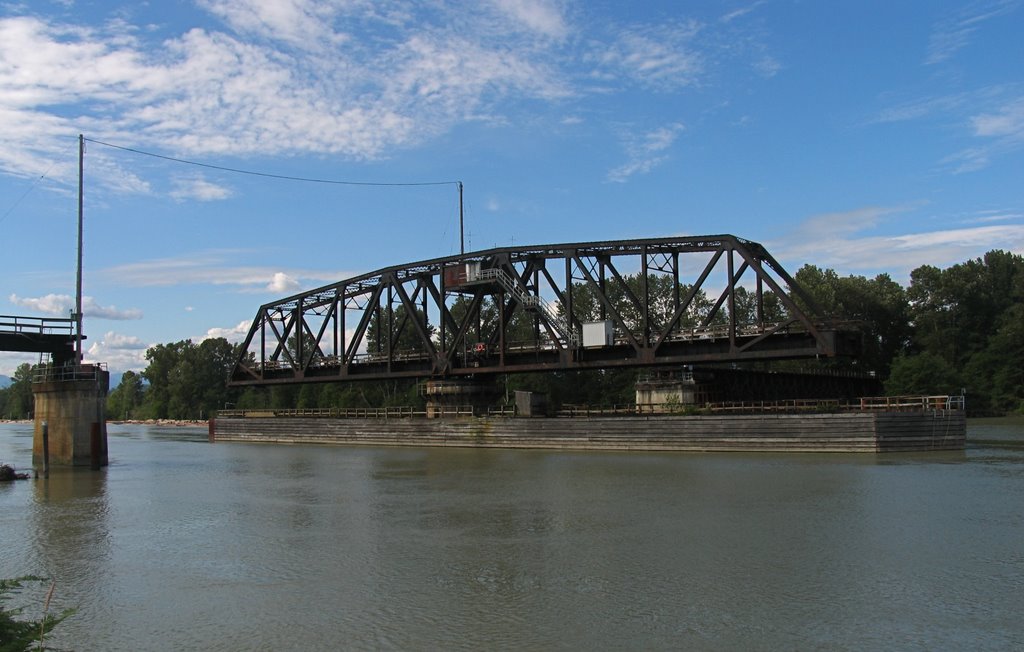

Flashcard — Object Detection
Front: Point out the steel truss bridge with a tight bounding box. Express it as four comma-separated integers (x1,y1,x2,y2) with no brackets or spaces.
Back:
229,235,862,386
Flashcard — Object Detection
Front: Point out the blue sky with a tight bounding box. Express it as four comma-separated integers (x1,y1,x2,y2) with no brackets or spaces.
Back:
1,0,1022,375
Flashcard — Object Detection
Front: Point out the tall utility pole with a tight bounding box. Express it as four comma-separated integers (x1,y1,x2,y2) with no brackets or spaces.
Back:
76,134,84,364
458,181,464,255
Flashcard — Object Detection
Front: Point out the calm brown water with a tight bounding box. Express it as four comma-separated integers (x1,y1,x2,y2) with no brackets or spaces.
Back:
2,420,1022,651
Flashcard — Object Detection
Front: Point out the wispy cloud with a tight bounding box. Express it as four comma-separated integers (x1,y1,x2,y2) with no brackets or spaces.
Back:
0,6,570,192
589,21,703,91
774,206,1024,279
925,0,1019,65
97,250,352,292
607,123,685,183
9,293,143,320
0,2,783,197
492,0,570,39
720,1,766,24
940,96,1024,172
873,87,1024,172
971,97,1024,138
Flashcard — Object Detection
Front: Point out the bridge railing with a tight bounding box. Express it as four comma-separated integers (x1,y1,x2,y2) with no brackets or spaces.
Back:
0,315,76,335
215,394,966,420
854,395,965,411
32,363,107,383
217,405,479,419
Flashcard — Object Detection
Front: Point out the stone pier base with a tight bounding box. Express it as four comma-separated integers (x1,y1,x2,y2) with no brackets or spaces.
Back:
32,366,109,467
422,378,497,417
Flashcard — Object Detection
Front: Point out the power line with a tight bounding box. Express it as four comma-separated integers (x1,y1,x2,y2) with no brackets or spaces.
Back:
0,164,55,226
83,137,459,188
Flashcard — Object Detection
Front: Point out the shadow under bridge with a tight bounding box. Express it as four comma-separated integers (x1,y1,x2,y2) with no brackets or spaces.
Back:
228,234,862,386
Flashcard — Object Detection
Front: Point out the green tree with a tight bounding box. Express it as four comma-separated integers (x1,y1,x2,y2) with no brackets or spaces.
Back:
1,364,34,420
141,338,240,419
794,266,911,377
885,352,961,397
107,370,145,420
367,304,435,356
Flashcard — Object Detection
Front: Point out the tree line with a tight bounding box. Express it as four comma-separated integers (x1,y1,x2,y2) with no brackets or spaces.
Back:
1,249,1020,419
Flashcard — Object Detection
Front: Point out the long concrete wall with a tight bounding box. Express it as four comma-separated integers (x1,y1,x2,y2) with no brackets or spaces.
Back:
211,410,966,453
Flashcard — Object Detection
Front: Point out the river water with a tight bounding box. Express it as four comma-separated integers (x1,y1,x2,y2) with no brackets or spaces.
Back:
1,420,1022,651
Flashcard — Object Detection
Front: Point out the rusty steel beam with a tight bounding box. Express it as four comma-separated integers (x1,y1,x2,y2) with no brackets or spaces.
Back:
229,235,860,386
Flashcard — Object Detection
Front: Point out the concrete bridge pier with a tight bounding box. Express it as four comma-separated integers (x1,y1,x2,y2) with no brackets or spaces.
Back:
32,365,109,468
423,378,497,417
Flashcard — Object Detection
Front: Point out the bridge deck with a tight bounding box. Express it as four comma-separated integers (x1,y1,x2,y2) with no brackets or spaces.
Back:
0,315,79,365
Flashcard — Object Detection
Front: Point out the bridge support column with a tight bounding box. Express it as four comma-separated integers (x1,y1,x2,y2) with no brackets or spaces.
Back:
423,379,497,417
635,370,703,413
32,365,109,468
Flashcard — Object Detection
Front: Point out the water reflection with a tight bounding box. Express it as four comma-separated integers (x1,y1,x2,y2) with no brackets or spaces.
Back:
0,422,1022,650
25,468,110,634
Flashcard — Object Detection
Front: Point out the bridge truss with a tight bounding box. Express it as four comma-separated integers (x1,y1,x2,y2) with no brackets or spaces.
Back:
229,235,861,386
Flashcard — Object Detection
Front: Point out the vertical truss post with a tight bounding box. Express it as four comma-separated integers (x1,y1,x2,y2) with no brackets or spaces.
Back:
564,251,573,336
641,244,650,348
672,251,680,315
294,298,304,377
727,248,737,351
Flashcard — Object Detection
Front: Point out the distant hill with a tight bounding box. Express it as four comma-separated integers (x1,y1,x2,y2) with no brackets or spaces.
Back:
0,375,11,389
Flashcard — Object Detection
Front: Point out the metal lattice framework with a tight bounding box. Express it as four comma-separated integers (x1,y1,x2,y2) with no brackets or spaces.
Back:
229,234,861,386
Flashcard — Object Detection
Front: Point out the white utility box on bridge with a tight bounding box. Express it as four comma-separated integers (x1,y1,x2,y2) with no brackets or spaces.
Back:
582,320,615,348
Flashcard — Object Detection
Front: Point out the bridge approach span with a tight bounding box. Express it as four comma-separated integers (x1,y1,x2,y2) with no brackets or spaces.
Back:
0,315,78,366
229,234,862,386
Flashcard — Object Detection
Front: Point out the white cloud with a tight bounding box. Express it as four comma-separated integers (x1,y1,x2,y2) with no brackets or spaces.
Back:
0,7,575,194
85,339,148,372
965,209,1024,224
971,98,1024,138
197,0,351,49
202,320,252,343
606,123,685,183
100,330,148,349
170,175,233,201
80,331,151,372
266,272,300,293
0,352,39,378
8,293,143,320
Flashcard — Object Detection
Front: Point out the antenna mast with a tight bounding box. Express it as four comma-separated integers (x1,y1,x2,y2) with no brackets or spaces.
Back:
458,181,464,255
76,134,84,364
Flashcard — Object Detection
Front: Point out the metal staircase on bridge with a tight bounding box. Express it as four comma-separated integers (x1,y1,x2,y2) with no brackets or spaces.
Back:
467,266,579,347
